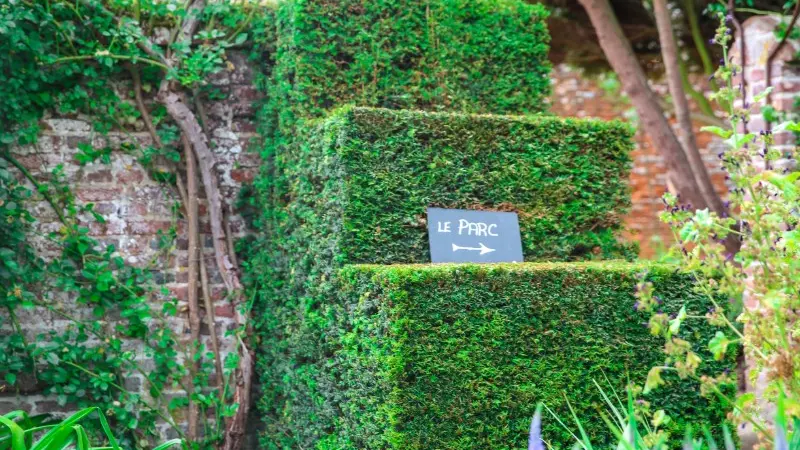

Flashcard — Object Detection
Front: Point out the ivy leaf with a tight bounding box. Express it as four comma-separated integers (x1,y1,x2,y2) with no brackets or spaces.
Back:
644,366,664,394
709,331,731,360
700,126,732,138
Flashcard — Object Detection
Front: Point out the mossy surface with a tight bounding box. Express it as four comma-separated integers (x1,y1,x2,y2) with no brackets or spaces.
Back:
331,262,735,449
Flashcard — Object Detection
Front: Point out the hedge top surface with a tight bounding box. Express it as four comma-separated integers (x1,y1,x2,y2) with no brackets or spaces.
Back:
311,106,636,262
344,259,669,275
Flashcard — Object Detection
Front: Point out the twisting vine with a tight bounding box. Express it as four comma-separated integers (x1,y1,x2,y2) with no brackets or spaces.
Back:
0,1,268,449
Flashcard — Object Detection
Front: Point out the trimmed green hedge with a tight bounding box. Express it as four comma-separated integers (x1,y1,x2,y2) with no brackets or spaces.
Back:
249,107,637,448
329,262,735,449
265,0,551,129
288,106,634,263
256,0,552,208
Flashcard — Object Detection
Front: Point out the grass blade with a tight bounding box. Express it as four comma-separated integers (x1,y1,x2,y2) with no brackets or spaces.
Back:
152,439,184,450
0,416,25,450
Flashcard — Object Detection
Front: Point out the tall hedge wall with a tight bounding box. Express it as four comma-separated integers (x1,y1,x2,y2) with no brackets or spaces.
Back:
330,262,735,450
265,0,551,131
249,107,637,449
257,0,554,223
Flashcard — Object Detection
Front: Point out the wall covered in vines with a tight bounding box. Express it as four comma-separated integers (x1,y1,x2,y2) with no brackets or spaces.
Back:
0,2,274,449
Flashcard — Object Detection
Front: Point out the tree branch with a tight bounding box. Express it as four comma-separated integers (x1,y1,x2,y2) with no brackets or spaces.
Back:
683,0,718,90
184,134,202,443
766,1,800,109
577,0,718,215
159,89,240,293
653,0,723,213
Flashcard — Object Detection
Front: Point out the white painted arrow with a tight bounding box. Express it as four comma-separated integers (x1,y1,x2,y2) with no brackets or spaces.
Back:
451,242,496,255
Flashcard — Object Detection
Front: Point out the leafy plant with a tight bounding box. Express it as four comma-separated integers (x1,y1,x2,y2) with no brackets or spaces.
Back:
0,0,265,448
0,408,182,450
635,9,800,444
529,387,800,450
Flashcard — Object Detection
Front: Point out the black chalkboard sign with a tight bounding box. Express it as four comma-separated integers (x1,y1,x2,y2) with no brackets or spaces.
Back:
427,207,524,263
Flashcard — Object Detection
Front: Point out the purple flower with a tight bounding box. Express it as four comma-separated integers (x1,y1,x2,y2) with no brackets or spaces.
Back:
528,407,545,450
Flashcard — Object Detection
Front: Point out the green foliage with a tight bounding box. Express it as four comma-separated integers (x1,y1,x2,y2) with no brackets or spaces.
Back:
324,262,734,449
252,0,553,236
530,383,740,450
0,408,182,450
285,106,633,264
0,0,266,447
248,106,636,448
263,0,550,127
636,13,800,437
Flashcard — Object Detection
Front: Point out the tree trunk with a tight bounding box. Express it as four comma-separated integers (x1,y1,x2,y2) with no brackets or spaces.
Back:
576,0,718,214
159,86,251,450
652,0,725,215
160,89,241,293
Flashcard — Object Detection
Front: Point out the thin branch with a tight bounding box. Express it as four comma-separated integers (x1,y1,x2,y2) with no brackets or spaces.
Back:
728,0,748,108
683,0,718,90
678,57,716,117
200,250,225,402
766,1,800,110
0,150,68,225
49,53,170,71
184,134,202,443
130,66,164,148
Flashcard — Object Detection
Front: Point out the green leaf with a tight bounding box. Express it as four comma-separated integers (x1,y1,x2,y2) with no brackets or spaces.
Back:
699,126,732,138
153,439,184,450
708,331,732,360
643,367,664,394
0,414,26,450
668,306,686,335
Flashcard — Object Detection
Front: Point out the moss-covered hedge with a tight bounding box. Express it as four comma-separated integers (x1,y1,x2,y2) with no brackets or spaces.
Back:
287,107,634,263
329,262,734,449
265,0,551,128
250,107,639,448
256,0,553,209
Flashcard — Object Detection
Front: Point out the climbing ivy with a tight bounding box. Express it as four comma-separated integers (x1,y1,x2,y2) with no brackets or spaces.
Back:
0,1,268,448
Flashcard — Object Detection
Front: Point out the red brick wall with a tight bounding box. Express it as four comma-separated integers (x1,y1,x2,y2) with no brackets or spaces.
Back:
550,65,730,258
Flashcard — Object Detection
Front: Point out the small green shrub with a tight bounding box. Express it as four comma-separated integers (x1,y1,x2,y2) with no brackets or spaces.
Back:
328,262,734,450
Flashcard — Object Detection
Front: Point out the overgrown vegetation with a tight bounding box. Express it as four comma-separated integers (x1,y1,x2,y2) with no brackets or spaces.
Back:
0,1,269,448
635,12,800,446
0,408,181,450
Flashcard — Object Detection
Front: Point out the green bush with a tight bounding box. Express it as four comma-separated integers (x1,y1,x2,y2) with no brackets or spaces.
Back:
248,107,637,448
264,0,551,129
254,0,552,214
329,262,735,450
285,107,634,264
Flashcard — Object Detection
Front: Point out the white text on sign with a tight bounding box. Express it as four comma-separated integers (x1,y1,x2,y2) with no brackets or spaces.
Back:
437,219,498,237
